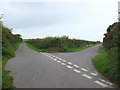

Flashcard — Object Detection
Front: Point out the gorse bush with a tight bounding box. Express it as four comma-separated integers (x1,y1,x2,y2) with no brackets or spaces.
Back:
27,36,100,52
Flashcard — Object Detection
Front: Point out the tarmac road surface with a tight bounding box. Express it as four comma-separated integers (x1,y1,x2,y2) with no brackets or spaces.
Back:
5,43,116,88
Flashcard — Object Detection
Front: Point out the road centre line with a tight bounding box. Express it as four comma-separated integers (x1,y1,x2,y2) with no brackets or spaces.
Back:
66,65,73,69
57,61,61,63
94,80,107,87
73,64,79,68
68,62,72,65
61,63,66,65
53,59,57,61
62,60,66,62
59,58,62,60
82,74,92,79
90,72,98,76
81,68,88,72
99,79,113,86
73,69,81,73
42,53,111,88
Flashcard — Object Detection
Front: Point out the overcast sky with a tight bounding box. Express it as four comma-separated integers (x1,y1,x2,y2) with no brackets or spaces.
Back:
0,0,119,41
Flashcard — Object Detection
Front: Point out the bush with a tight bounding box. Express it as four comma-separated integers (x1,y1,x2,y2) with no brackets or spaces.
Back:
27,36,100,52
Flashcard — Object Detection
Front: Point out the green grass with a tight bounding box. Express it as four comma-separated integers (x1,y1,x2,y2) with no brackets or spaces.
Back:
2,42,22,89
92,46,119,86
26,42,98,53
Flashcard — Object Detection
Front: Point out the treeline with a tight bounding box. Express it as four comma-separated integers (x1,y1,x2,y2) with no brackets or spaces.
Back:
2,25,22,88
103,22,119,85
27,36,100,52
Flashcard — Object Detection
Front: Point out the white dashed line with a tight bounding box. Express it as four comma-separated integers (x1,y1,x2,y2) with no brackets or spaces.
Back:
94,81,107,87
81,68,88,72
55,57,59,59
53,59,57,61
99,79,113,86
66,65,73,69
59,58,62,60
73,69,81,73
68,62,72,65
57,61,61,63
73,65,79,68
62,60,66,62
61,63,66,65
82,74,92,79
90,72,98,76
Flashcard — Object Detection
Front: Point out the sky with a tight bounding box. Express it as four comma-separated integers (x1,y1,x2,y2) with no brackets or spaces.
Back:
0,0,119,42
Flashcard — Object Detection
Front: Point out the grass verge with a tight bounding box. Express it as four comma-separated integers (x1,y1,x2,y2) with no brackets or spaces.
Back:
26,42,98,53
92,45,119,86
2,42,22,89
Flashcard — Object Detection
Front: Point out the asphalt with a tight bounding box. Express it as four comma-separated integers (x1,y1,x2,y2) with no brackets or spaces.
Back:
5,43,117,88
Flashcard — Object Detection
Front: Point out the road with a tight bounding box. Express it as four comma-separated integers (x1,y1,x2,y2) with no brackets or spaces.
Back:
5,43,116,88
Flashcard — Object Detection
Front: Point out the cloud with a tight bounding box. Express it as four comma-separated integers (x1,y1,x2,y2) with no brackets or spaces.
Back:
0,1,118,41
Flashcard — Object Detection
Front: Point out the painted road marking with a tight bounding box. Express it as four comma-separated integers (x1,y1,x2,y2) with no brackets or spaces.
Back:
73,69,81,73
68,62,72,65
53,59,57,61
66,65,73,69
59,58,62,60
82,74,92,79
94,81,107,87
90,72,98,76
73,64,79,68
99,79,113,86
61,63,66,65
57,61,61,63
62,60,66,62
81,68,88,72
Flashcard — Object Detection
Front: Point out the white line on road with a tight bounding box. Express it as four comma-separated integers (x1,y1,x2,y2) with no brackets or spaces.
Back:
73,64,79,68
57,61,61,63
94,81,107,87
62,60,66,62
59,58,62,60
53,59,57,61
68,62,72,65
66,65,73,69
99,79,113,86
81,68,88,72
90,72,98,76
61,63,66,65
82,74,92,79
73,69,81,73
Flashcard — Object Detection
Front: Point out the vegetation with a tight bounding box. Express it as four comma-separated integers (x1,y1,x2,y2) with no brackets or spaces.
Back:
2,25,22,89
26,36,100,53
92,22,119,86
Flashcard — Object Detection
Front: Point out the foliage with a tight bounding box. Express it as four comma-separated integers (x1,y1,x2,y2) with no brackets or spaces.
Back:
93,22,120,86
26,36,100,52
92,46,119,86
2,25,22,89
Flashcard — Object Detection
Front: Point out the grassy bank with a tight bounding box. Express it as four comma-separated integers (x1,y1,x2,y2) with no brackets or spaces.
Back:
2,42,22,89
26,42,98,53
92,46,119,86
